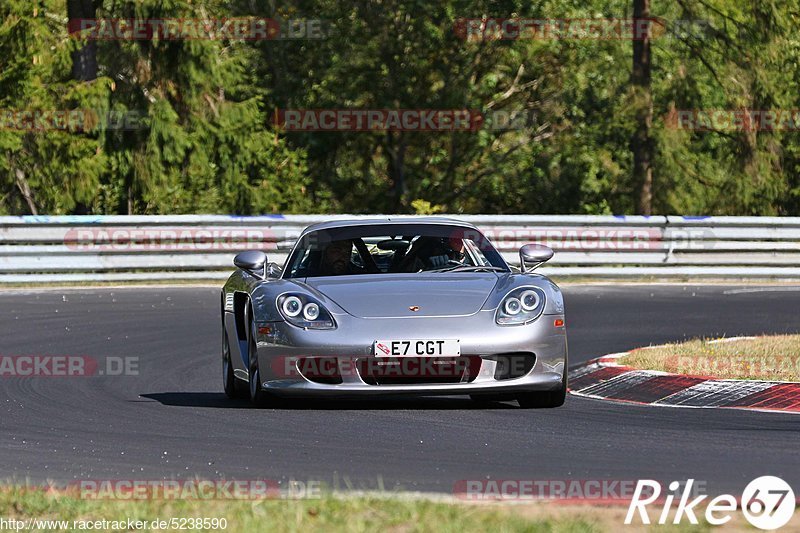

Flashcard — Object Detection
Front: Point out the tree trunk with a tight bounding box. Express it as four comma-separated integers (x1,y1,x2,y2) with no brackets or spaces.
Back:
67,0,98,81
14,168,38,215
127,182,133,215
386,132,407,212
632,0,653,215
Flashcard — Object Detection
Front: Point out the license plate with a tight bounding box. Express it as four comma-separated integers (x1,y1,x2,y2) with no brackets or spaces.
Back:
374,339,460,357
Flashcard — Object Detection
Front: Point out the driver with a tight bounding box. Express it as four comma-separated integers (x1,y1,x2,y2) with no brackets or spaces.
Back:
319,239,356,276
430,237,465,266
409,237,467,270
447,237,466,262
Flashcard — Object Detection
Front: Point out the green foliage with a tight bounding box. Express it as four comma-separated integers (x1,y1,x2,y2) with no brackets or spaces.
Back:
0,0,309,215
1,0,799,215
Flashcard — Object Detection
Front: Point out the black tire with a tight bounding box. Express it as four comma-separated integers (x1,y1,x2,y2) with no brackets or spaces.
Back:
246,304,273,407
516,366,568,409
222,326,246,399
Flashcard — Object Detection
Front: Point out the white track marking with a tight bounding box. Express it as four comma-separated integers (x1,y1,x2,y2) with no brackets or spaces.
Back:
724,287,800,294
706,336,757,344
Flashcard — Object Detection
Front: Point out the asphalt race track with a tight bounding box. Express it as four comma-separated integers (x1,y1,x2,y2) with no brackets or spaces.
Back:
1,284,798,495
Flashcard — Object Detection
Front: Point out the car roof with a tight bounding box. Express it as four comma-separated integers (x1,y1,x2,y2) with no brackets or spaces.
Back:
300,217,480,236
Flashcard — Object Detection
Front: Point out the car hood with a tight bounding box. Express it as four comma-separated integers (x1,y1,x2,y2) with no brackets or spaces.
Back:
304,273,500,318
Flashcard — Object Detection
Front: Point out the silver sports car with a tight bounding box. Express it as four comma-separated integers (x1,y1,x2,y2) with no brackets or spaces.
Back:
221,218,567,408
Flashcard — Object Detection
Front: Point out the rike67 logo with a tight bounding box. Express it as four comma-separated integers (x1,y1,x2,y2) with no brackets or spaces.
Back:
626,477,795,530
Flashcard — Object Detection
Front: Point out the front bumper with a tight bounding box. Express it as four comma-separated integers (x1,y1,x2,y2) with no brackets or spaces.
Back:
234,309,567,397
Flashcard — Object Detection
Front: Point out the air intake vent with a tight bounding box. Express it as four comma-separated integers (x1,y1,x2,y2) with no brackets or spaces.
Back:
487,353,536,380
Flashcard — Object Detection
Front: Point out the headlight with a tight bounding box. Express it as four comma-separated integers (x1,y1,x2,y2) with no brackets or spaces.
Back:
504,297,521,315
519,290,540,311
303,302,320,321
496,287,546,325
282,296,303,317
277,294,335,329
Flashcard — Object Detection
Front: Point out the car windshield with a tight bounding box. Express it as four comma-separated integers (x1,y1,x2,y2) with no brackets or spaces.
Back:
284,223,508,278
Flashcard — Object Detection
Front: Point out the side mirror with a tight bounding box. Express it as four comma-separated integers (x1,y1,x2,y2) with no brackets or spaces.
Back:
519,244,554,273
234,251,268,279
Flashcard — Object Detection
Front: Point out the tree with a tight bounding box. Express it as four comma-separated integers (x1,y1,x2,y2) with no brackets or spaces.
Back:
67,0,97,81
632,0,653,214
2,0,800,216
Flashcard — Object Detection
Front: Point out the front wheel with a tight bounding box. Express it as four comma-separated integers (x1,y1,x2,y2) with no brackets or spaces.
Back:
247,305,274,407
516,367,567,409
223,327,246,399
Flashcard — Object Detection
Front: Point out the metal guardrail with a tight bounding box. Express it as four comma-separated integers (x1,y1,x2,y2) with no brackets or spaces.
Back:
1,214,799,282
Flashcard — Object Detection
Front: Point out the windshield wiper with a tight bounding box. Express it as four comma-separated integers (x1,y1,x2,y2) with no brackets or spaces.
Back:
431,264,507,273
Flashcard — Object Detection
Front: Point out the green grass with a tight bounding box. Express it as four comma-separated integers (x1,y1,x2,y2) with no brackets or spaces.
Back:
623,335,800,381
0,488,596,533
0,487,726,533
